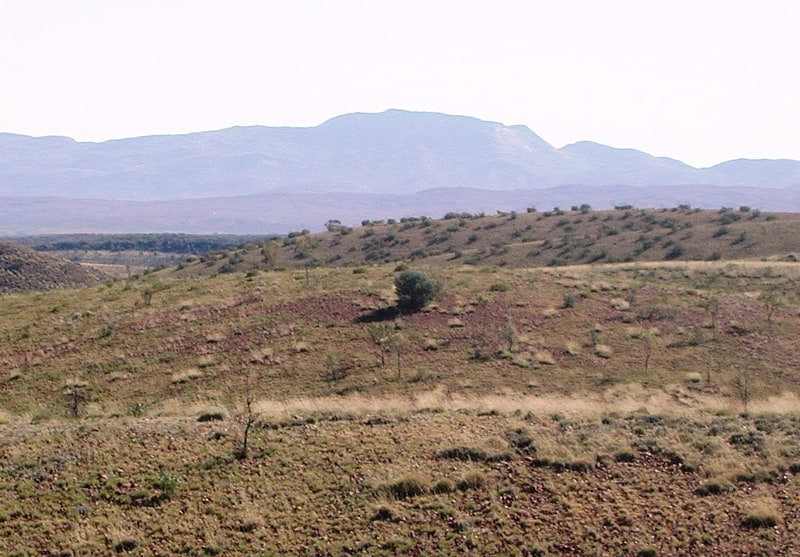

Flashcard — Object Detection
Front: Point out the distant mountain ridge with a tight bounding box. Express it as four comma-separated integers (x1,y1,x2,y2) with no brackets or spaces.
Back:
3,109,799,201
2,109,800,233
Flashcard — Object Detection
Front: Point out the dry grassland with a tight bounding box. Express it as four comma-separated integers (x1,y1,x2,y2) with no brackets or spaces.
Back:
1,257,800,555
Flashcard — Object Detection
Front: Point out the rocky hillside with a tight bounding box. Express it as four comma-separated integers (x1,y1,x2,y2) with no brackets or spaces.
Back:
0,242,107,294
164,206,800,278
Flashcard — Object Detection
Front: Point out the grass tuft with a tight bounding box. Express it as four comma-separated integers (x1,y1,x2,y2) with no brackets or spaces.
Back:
385,476,428,500
456,471,486,491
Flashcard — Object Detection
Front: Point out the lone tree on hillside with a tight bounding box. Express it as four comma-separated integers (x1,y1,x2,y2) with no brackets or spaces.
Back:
394,270,441,312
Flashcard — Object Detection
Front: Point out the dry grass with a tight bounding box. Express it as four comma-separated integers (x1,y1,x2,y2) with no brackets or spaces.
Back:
1,403,799,554
2,248,800,554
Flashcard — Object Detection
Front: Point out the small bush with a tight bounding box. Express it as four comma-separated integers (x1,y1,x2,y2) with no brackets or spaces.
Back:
197,411,227,422
371,504,400,522
664,243,685,260
394,270,441,312
613,451,636,463
439,446,489,461
152,473,182,499
385,476,427,499
694,479,733,496
741,508,779,529
431,479,456,494
506,428,535,453
438,446,514,463
561,293,578,308
457,472,486,491
113,537,138,553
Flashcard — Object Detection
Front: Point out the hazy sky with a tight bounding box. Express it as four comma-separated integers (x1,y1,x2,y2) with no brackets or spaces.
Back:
2,0,798,167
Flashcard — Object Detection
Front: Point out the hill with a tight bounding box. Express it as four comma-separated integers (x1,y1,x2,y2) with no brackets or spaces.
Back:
1,258,800,554
0,241,107,293
5,185,800,235
162,206,800,278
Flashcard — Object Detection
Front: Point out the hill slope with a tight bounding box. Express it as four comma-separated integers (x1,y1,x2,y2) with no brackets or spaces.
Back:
162,207,800,278
0,242,107,293
2,260,800,554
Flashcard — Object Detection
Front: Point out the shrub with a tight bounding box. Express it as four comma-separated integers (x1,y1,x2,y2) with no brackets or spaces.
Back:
562,293,578,308
371,504,400,522
394,270,441,312
506,428,535,453
741,507,779,529
113,537,138,553
432,479,455,494
438,446,513,462
197,411,227,422
385,476,427,499
152,473,182,499
456,472,486,491
664,243,685,260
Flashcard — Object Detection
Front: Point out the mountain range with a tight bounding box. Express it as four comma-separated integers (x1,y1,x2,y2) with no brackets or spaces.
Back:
2,109,799,234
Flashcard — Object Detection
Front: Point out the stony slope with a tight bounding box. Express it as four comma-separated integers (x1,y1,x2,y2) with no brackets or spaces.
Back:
2,261,800,555
163,207,800,278
0,241,107,294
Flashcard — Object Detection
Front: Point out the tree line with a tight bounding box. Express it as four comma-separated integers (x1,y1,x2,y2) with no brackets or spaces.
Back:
12,233,275,255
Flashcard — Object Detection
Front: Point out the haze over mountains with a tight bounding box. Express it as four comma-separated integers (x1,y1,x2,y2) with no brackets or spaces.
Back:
2,110,799,234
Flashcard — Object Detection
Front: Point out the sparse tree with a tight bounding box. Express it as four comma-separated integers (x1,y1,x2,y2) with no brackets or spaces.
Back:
261,238,281,267
324,219,343,232
64,379,90,418
325,351,351,381
733,367,752,414
235,375,259,460
759,289,782,333
367,323,393,366
700,295,721,341
640,327,655,371
499,320,518,352
294,235,319,286
386,333,407,379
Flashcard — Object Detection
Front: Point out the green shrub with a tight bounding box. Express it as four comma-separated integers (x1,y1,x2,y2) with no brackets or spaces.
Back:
394,270,441,311
152,473,182,499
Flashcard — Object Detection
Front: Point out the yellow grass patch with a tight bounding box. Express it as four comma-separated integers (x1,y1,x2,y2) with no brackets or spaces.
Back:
171,368,204,384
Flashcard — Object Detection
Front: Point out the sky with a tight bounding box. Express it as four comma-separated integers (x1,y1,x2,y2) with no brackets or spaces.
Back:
1,0,798,168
